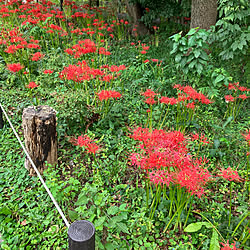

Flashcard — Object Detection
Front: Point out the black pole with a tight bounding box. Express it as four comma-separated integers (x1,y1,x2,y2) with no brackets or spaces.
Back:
0,107,4,129
68,220,95,250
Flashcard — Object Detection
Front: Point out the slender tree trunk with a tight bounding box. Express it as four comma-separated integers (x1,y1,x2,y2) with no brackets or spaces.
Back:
190,0,217,30
125,0,149,36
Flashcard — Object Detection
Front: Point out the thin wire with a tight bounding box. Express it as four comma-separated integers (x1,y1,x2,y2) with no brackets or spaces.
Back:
0,102,70,228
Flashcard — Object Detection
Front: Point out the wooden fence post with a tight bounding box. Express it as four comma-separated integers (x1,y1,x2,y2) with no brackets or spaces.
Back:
68,220,95,250
22,105,57,175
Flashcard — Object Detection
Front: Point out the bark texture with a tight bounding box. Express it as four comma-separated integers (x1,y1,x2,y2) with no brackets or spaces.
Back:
22,106,57,175
125,0,149,36
190,0,217,30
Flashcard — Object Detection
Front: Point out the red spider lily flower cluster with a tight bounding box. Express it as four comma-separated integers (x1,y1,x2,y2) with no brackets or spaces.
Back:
59,60,104,82
73,134,99,154
130,127,212,198
27,81,38,89
220,240,241,250
64,39,97,58
224,82,249,102
141,89,158,105
218,167,241,182
31,52,44,61
191,132,210,145
7,63,24,72
97,90,121,101
43,69,54,74
173,84,213,105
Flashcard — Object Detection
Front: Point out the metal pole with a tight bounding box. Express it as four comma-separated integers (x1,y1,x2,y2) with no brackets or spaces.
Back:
0,106,4,129
68,220,95,250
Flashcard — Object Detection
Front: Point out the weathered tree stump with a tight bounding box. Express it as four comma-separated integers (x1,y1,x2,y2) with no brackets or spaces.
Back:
22,105,57,175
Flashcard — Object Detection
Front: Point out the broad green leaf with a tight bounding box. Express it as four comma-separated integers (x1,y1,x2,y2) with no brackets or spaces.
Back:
186,29,197,36
210,229,220,250
184,222,212,233
214,74,225,84
214,139,220,149
222,116,233,128
95,216,106,228
117,222,129,234
75,194,89,205
0,206,12,215
175,54,182,63
193,49,201,58
107,206,119,215
68,209,79,221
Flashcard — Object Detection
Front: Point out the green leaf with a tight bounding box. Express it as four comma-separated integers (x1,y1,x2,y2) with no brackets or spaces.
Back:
75,194,89,205
175,54,182,63
214,139,220,149
193,49,201,58
184,222,212,233
209,229,220,250
107,206,119,215
117,222,129,234
95,216,106,229
214,74,225,84
186,28,197,36
68,209,79,221
0,206,12,215
222,116,233,128
188,36,196,47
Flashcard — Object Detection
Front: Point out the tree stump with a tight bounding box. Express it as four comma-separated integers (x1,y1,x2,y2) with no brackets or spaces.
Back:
22,105,57,175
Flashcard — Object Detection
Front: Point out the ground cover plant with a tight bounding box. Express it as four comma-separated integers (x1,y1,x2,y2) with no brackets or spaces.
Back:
0,0,249,249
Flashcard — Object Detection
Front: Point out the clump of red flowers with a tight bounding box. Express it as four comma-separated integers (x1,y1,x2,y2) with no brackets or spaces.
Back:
130,127,211,198
218,167,241,182
73,134,99,154
220,240,241,250
7,63,24,73
27,81,38,89
97,90,121,101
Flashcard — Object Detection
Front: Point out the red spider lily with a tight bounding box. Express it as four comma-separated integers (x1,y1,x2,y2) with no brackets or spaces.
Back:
97,90,121,101
218,167,241,182
160,97,177,105
74,135,99,154
27,81,38,89
31,52,44,61
141,89,158,98
145,97,156,105
220,240,241,250
191,132,210,145
238,94,248,100
225,95,234,102
151,59,158,62
130,127,211,197
43,69,54,74
109,65,126,72
7,63,24,73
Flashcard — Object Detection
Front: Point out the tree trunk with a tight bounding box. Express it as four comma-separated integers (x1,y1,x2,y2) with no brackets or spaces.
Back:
190,0,217,30
22,106,57,176
125,0,149,36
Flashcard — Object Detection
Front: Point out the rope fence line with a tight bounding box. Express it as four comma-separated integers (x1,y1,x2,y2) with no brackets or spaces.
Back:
0,102,70,228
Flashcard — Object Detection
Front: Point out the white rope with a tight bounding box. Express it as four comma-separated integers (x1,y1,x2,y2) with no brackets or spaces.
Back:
0,102,70,228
